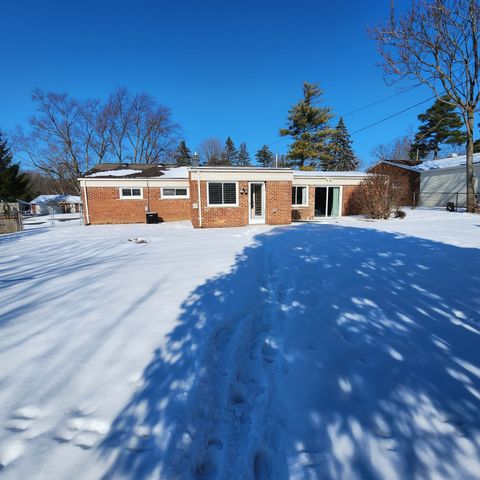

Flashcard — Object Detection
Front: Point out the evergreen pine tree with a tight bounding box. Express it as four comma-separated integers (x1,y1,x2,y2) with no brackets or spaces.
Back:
280,82,334,168
173,140,192,166
219,137,237,166
0,132,29,201
410,95,466,160
236,142,251,166
255,145,273,167
326,118,359,171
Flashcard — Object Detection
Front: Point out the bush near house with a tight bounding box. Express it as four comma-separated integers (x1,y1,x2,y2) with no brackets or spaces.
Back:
348,172,408,219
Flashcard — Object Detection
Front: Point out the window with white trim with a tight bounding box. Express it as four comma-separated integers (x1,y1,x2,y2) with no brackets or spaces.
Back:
292,186,308,206
207,182,238,206
161,187,189,199
120,187,143,199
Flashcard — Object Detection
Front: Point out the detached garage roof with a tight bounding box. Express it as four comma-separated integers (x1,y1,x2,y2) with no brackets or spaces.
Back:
378,153,480,173
31,195,82,205
83,163,189,179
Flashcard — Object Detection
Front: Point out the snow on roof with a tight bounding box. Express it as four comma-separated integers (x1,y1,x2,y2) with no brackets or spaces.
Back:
293,170,367,177
159,166,189,178
415,153,480,171
380,153,480,173
84,164,189,179
31,195,82,205
87,169,143,178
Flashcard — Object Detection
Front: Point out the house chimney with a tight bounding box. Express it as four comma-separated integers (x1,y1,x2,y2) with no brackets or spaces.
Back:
192,152,200,167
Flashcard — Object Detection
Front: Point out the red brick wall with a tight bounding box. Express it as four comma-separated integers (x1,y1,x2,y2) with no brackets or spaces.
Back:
83,187,191,225
291,184,362,219
292,185,315,221
368,164,420,206
189,179,292,228
265,181,293,225
342,185,357,215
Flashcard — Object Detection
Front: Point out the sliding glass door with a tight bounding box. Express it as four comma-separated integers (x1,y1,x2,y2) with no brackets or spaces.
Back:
314,187,341,217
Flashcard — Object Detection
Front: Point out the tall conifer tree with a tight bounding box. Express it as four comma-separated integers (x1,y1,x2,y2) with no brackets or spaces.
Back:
280,82,334,168
173,140,192,166
326,118,358,171
237,142,251,166
221,137,237,165
0,132,29,201
255,145,273,167
410,95,466,160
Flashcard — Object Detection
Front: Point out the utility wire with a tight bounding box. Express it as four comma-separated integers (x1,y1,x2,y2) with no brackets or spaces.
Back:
340,83,424,119
350,94,437,135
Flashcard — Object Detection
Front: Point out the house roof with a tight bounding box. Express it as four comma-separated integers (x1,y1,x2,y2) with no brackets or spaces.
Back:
83,163,367,179
377,153,480,173
83,163,189,179
31,195,82,205
293,170,367,177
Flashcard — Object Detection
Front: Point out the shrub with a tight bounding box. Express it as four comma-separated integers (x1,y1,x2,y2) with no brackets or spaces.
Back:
348,172,408,219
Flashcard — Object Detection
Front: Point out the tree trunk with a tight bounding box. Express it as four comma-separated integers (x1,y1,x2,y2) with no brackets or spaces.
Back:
466,108,477,213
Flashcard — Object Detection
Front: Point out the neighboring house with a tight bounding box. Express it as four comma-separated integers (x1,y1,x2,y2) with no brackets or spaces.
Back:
370,153,480,208
78,163,368,228
418,154,480,207
30,195,82,215
368,160,421,206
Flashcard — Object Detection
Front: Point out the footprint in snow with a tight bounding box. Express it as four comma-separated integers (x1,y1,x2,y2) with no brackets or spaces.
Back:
54,411,109,449
5,419,30,433
5,406,41,434
74,432,102,450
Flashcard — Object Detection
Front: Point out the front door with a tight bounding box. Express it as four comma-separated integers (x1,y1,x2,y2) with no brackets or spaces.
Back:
314,186,341,218
249,182,265,224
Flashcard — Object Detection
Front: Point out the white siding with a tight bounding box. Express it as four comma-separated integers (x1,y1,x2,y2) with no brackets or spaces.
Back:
419,164,480,207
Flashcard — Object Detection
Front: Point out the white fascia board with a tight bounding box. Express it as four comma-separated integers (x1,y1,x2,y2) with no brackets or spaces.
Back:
189,170,293,181
79,178,189,188
292,176,366,186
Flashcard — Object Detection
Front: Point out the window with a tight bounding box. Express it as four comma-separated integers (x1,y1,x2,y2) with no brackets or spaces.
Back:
161,187,189,199
292,186,308,206
207,182,238,206
120,188,143,199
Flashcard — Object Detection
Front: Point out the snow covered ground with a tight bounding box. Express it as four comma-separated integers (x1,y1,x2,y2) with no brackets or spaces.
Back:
1,209,479,479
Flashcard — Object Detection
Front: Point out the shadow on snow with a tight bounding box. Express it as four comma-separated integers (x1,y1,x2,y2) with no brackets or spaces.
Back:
98,224,480,480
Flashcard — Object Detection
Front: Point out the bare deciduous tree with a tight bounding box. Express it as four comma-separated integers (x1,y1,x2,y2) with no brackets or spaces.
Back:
370,0,480,212
371,134,414,163
104,88,178,164
12,90,90,193
199,138,223,165
12,87,179,192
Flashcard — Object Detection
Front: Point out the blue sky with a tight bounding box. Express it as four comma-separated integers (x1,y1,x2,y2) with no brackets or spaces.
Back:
1,0,435,168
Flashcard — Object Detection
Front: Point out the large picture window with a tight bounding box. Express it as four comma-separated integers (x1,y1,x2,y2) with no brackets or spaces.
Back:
292,186,308,206
120,187,143,199
207,182,238,206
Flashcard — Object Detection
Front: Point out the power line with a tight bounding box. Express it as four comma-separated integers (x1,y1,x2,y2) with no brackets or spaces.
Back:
350,94,437,135
340,83,424,119
270,85,430,148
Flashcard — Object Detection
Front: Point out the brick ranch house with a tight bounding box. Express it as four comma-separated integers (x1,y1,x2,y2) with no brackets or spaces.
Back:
79,164,368,228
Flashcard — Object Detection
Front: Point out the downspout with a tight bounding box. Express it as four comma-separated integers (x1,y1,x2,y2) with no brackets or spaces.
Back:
82,180,91,225
197,170,202,228
146,180,150,212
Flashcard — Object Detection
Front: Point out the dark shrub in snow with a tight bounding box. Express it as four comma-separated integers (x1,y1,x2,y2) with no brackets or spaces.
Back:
348,172,407,219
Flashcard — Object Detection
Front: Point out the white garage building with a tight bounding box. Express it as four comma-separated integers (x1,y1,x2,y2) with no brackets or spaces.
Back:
419,153,480,208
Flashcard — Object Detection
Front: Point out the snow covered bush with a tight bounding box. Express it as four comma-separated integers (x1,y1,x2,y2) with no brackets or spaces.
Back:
349,172,407,219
